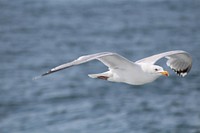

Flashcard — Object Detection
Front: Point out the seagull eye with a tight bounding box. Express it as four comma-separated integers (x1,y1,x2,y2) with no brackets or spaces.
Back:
155,68,158,71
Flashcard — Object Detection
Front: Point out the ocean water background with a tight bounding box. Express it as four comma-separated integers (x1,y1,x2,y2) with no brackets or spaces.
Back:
0,0,200,133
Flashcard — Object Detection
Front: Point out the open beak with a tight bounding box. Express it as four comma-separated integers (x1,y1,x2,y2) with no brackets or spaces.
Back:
160,71,169,76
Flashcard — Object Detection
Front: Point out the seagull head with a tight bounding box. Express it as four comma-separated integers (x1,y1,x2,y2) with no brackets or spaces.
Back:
140,63,169,77
151,65,169,77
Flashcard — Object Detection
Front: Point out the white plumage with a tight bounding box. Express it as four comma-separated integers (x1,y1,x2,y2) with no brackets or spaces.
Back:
40,50,192,85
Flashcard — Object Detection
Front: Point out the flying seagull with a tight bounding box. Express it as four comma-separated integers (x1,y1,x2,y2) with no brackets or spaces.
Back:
37,50,192,85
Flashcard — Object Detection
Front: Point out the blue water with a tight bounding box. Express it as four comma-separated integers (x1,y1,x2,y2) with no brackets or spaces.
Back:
0,0,200,133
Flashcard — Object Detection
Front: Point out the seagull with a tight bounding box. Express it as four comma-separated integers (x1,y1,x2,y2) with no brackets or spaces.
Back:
38,50,192,85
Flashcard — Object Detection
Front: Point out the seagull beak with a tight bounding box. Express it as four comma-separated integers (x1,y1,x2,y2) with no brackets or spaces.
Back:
160,71,169,76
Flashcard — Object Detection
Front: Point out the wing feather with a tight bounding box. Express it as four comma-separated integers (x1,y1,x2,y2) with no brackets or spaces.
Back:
136,50,192,77
41,52,136,76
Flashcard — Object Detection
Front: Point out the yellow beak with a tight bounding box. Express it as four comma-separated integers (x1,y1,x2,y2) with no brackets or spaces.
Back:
160,71,169,76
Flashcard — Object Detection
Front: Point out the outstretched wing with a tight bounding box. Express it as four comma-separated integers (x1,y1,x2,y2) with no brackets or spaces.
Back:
135,50,192,77
41,52,136,77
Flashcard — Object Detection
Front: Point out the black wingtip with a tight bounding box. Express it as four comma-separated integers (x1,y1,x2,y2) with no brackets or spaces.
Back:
41,70,53,76
32,70,52,80
34,66,68,80
42,68,63,76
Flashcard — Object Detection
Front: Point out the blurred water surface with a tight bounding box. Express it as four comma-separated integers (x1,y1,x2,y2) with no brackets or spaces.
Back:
0,0,200,133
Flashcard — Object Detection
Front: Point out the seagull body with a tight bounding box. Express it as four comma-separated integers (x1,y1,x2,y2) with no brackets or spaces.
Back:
40,50,192,85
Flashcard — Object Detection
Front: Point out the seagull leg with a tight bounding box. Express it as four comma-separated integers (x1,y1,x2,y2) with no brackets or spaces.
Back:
97,76,109,80
88,71,111,80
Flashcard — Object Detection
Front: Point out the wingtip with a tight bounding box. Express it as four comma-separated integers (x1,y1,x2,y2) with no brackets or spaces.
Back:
41,71,50,76
32,70,53,80
41,69,55,77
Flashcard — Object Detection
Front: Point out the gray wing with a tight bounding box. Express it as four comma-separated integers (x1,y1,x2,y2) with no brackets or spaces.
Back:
135,50,192,77
41,52,136,76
